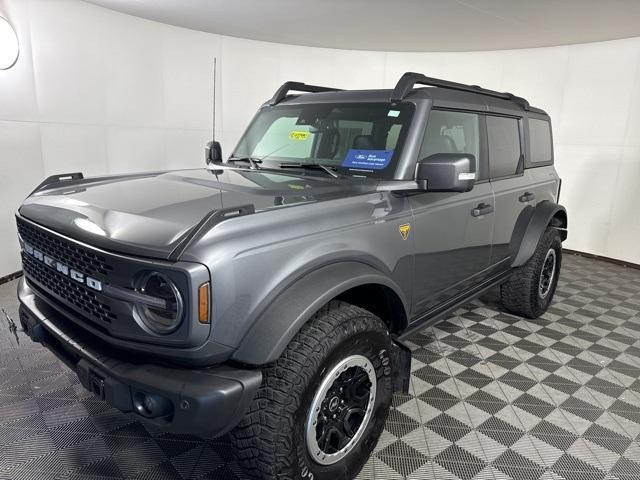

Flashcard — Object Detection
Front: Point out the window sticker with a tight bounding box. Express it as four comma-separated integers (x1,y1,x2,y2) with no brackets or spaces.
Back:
387,110,400,118
342,149,394,170
289,130,310,141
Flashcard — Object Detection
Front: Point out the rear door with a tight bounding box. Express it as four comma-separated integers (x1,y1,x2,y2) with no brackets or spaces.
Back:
487,114,530,267
409,109,495,316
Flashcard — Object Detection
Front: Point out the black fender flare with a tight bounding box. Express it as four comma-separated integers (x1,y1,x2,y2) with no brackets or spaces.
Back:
231,262,410,365
512,201,567,267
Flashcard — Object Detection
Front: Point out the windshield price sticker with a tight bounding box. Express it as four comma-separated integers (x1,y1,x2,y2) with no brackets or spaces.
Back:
289,131,310,141
342,149,393,170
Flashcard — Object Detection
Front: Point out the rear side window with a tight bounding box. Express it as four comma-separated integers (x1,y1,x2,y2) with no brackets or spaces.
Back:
420,110,480,174
529,118,553,164
487,116,522,178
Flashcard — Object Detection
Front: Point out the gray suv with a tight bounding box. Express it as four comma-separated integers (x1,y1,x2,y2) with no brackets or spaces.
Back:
16,72,567,480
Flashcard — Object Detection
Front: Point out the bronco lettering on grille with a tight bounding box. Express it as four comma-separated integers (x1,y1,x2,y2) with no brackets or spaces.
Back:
22,242,103,292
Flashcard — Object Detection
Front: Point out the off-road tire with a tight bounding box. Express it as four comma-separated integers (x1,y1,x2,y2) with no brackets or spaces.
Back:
501,226,562,318
229,301,393,480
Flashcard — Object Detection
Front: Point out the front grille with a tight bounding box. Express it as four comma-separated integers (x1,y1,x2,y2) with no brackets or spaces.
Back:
17,218,117,326
17,219,113,277
16,216,198,348
22,253,116,324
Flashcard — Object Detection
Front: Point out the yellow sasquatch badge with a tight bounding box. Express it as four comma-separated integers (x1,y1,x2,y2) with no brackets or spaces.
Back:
399,223,411,240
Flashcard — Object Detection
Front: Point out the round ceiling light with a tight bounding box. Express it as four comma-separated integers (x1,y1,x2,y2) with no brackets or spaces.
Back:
0,16,19,70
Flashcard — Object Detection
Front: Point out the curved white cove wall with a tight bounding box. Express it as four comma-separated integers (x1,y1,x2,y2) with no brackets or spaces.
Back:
1,0,640,276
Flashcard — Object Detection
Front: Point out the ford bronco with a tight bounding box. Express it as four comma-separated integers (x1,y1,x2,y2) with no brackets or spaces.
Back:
16,72,567,479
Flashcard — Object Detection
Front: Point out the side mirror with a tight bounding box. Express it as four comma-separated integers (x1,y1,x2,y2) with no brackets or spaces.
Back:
205,140,222,164
415,153,476,192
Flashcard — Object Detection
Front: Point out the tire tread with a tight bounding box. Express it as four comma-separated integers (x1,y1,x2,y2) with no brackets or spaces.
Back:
501,227,562,318
230,301,388,479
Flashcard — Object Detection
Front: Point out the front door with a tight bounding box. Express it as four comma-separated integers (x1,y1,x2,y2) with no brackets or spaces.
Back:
410,185,495,315
409,109,494,317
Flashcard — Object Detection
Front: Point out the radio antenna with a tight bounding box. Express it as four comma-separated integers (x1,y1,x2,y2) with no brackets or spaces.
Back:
205,58,221,164
212,57,217,143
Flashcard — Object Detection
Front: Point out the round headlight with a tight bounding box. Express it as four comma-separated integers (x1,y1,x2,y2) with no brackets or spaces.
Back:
135,272,183,334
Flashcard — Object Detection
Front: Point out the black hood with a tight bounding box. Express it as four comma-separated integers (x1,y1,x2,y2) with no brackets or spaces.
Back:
19,167,374,259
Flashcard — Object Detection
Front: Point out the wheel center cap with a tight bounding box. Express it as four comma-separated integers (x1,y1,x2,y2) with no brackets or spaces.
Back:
328,396,340,412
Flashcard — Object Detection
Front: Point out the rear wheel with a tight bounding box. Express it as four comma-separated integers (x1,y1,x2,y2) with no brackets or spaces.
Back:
230,301,393,480
501,226,562,318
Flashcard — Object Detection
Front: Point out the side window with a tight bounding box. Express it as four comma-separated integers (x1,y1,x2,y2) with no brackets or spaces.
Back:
420,110,480,175
487,116,522,178
529,118,553,164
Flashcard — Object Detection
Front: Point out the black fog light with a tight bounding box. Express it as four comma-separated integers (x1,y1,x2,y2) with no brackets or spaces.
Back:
133,392,173,418
134,272,184,334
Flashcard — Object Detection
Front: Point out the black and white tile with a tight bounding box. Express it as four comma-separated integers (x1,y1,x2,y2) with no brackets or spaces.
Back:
1,253,640,479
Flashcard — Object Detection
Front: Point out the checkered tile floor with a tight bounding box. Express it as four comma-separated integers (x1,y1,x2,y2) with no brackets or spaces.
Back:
2,253,640,479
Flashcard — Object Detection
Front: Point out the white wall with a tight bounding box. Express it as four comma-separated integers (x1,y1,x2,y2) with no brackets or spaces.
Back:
1,0,640,277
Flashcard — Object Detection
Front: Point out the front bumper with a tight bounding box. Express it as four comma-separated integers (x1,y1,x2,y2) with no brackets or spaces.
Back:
17,277,262,436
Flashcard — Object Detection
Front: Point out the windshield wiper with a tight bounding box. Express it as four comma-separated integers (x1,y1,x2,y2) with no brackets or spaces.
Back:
279,163,340,178
226,156,262,169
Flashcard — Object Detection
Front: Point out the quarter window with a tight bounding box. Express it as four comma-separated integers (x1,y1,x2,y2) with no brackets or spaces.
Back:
529,118,553,164
420,110,480,176
487,116,522,178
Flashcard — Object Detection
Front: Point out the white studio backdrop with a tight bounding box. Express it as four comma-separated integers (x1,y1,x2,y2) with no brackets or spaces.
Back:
1,0,639,277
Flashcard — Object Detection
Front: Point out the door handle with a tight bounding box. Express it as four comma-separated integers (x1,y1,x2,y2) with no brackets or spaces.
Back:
519,191,536,203
471,203,494,217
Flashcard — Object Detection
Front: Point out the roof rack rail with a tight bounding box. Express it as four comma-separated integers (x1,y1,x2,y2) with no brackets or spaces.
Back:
269,81,343,105
390,72,530,110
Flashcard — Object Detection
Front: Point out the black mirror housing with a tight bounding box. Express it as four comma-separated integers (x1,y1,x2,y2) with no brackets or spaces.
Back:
205,141,223,164
415,153,476,192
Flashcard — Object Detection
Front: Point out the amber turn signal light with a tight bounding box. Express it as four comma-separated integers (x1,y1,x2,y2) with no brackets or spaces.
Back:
198,282,210,324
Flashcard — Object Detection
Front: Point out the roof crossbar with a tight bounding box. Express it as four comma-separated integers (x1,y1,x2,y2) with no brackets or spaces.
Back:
269,81,343,105
391,72,530,110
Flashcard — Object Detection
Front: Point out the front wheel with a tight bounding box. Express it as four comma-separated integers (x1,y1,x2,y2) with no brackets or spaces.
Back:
230,301,393,480
501,226,562,318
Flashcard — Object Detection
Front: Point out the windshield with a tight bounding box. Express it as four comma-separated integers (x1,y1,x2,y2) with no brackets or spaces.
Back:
232,102,414,179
